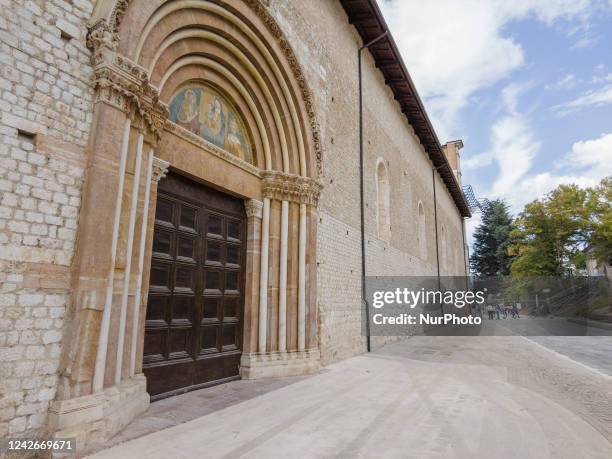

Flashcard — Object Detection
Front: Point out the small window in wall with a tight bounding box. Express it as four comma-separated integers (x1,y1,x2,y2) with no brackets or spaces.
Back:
168,83,254,164
418,201,426,259
376,159,391,242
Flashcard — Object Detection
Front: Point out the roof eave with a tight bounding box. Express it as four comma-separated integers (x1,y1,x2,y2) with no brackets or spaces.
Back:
340,0,471,218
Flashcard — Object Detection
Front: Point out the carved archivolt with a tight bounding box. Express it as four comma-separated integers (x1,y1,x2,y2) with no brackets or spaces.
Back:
88,0,323,177
108,0,129,36
243,0,322,176
262,171,322,206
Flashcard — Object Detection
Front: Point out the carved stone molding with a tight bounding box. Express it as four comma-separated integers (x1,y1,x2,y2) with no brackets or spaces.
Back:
245,199,264,219
86,20,118,65
261,171,322,206
164,122,261,178
152,157,170,182
94,0,323,177
87,22,168,140
108,0,129,36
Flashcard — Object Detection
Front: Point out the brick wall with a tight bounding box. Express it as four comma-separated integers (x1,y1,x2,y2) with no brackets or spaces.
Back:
0,0,95,438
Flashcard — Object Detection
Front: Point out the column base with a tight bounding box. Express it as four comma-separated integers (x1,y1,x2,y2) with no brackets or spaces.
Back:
240,349,320,379
48,374,149,453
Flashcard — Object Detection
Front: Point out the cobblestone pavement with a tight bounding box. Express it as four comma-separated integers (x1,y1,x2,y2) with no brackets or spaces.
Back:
90,337,612,459
380,336,612,446
527,336,612,377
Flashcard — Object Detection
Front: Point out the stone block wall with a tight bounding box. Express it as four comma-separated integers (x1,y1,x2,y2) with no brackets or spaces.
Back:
0,0,95,439
316,212,364,365
272,0,468,363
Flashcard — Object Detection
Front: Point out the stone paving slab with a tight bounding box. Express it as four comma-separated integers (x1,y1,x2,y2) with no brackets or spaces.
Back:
100,374,312,450
89,336,611,459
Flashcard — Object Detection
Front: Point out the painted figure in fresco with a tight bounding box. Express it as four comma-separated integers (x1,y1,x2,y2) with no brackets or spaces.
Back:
200,95,225,147
176,88,198,132
225,113,247,160
170,85,253,164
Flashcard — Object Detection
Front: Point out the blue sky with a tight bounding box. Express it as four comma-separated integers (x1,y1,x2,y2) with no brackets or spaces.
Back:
378,0,612,237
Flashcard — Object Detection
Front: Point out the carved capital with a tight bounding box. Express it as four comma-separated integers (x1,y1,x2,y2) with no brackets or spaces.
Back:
245,199,264,219
86,20,118,66
261,171,322,206
87,22,168,140
152,157,170,182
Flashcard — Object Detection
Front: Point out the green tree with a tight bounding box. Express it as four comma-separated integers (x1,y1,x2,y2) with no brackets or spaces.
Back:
470,199,514,277
589,177,612,265
509,180,607,276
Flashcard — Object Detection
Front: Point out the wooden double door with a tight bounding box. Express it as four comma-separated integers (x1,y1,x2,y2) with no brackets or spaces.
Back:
143,172,245,399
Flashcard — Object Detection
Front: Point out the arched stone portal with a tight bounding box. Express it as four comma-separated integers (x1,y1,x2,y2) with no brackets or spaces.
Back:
49,0,322,448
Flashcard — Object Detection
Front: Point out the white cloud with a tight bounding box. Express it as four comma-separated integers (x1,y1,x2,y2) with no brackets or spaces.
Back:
489,115,540,198
565,132,612,174
505,172,603,211
377,0,595,139
464,83,539,201
591,73,612,84
462,152,495,170
545,74,578,90
490,132,612,212
557,83,612,113
471,80,611,212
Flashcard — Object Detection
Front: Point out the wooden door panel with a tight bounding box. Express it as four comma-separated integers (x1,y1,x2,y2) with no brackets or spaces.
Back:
143,172,245,400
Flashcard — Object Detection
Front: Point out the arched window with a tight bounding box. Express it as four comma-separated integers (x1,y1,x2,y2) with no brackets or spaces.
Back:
376,159,391,242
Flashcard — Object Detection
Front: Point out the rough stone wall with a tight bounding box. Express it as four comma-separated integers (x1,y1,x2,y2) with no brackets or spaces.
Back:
271,0,467,363
0,0,95,438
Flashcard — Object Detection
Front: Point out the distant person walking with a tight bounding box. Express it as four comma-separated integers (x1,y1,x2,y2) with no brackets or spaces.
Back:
512,303,520,319
487,304,495,320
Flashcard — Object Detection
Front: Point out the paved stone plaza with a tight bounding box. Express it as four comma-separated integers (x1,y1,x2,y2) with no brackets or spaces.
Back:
89,336,612,458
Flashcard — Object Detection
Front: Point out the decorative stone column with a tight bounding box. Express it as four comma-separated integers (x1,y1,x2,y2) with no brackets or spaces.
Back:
240,171,322,379
243,199,263,354
48,20,169,450
132,156,169,375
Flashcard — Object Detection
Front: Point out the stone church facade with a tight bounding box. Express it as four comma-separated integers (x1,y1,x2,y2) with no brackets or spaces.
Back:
0,0,470,448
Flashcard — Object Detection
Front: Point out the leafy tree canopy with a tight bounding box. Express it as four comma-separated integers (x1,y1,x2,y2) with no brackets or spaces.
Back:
509,176,611,276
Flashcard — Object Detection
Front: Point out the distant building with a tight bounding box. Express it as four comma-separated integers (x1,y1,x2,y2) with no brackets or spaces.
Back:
585,247,612,281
